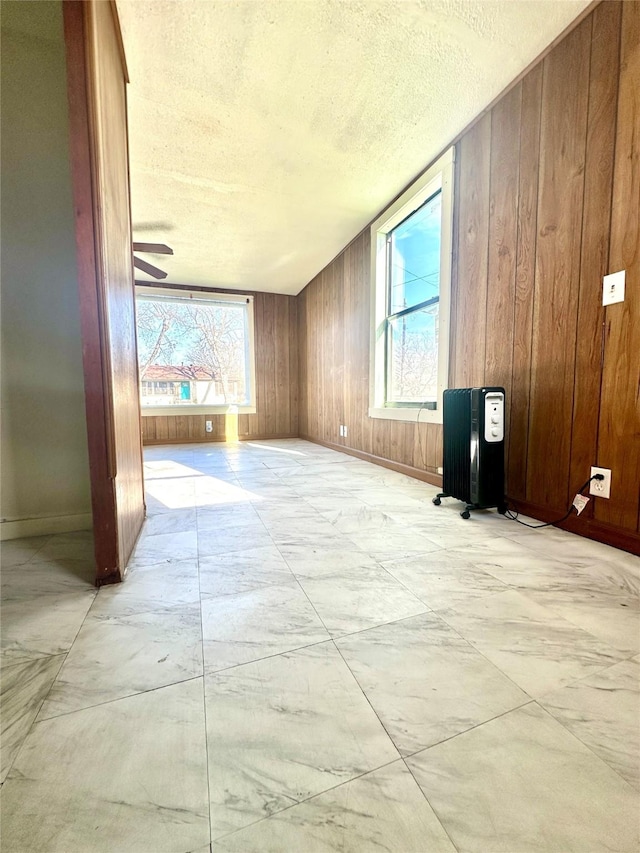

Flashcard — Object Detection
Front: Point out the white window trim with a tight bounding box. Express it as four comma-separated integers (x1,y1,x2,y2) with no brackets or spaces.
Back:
135,286,257,417
368,147,455,424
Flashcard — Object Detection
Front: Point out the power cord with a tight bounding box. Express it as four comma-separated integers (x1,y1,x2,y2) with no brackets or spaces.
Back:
504,474,604,529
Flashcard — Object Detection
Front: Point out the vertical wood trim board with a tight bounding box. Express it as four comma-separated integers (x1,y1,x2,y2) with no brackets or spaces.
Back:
451,113,491,390
485,83,523,463
508,64,543,501
526,18,591,509
596,0,640,532
297,1,639,553
569,1,621,521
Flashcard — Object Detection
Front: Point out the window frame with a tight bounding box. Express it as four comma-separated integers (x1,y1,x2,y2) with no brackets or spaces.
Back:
135,285,257,417
384,189,442,408
369,147,454,424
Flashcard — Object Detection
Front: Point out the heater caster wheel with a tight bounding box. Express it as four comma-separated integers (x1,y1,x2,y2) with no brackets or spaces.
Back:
460,510,471,520
432,497,441,506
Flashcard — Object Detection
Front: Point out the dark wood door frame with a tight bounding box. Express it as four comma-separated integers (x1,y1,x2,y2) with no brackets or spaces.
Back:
63,0,145,585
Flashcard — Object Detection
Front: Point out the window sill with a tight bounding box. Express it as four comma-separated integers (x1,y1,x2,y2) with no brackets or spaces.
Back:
368,406,442,425
141,405,257,417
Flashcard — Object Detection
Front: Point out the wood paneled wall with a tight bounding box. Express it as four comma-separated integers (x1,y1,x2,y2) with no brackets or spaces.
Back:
298,1,640,553
142,291,298,444
298,232,443,481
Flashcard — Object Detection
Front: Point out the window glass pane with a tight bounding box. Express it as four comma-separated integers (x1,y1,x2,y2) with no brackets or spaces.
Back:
386,303,439,404
389,189,441,314
136,295,248,407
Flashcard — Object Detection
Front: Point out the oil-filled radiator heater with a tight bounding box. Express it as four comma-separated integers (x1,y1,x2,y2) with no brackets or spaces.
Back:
433,387,507,519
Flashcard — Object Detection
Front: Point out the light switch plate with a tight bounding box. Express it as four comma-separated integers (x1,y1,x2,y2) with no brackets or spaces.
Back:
603,270,625,306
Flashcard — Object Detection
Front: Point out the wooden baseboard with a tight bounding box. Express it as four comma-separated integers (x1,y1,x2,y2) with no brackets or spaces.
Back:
300,435,443,488
509,498,640,556
0,512,93,541
239,434,300,443
142,434,299,446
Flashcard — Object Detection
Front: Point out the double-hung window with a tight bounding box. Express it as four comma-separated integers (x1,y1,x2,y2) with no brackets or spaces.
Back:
370,148,454,423
135,286,256,415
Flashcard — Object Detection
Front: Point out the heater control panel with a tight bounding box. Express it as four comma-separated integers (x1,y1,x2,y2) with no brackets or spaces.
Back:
484,391,504,443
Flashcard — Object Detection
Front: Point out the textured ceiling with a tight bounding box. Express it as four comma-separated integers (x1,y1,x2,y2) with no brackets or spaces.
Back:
117,0,590,295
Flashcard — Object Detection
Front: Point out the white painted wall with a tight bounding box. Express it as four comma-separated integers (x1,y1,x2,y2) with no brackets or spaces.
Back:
0,1,92,539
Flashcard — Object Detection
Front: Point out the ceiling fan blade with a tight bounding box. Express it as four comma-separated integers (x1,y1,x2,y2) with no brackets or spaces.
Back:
133,256,168,279
132,242,173,255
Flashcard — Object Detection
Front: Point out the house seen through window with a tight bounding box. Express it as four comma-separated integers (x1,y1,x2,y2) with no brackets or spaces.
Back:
135,287,254,410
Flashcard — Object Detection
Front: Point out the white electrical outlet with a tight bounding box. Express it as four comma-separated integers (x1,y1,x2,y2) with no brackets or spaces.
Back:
205,420,213,433
338,425,343,437
602,270,625,306
589,466,611,499
343,425,348,438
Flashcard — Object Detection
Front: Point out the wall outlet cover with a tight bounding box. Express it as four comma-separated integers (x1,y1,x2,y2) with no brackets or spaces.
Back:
602,270,625,306
589,466,612,500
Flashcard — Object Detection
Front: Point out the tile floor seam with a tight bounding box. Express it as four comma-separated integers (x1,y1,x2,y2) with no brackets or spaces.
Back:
30,674,204,725
330,637,407,757
272,543,436,642
432,587,630,691
242,532,412,788
196,531,215,851
399,699,537,760
513,537,633,573
26,533,56,564
203,636,333,676
405,606,540,703
401,755,461,853
533,647,640,695
89,588,203,619
531,700,640,789
269,538,343,637
0,651,69,783
526,598,640,654
327,608,444,642
208,755,403,844
476,556,639,605
29,586,100,714
532,693,640,792
445,627,627,700
367,552,442,604
414,582,511,613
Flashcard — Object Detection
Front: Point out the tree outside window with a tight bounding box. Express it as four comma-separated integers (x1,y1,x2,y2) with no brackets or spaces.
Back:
135,290,252,408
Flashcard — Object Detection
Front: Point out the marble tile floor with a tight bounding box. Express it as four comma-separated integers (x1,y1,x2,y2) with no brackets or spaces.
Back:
1,438,639,853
